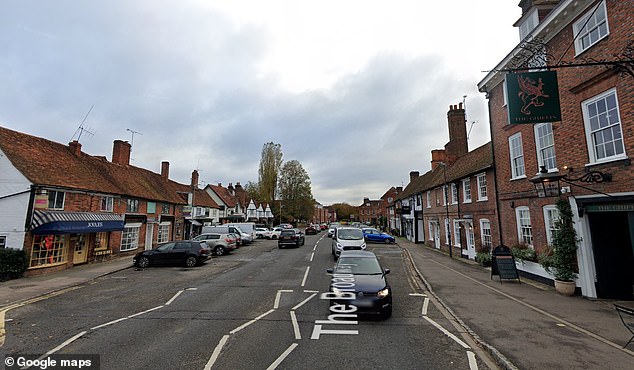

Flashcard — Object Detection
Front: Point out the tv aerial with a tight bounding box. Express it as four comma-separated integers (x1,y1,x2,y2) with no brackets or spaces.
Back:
71,105,96,142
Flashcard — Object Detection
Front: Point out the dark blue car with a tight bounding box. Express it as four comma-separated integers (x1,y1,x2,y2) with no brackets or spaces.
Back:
362,228,395,244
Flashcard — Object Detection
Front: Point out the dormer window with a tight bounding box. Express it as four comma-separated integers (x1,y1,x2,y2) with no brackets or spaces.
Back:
518,9,539,40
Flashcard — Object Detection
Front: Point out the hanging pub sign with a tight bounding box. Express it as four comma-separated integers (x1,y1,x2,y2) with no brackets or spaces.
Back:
506,71,561,124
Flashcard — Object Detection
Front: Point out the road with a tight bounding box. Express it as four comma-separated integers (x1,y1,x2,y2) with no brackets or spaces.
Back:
1,232,497,369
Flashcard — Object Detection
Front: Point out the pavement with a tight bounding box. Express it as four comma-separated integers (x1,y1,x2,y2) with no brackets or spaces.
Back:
1,239,633,369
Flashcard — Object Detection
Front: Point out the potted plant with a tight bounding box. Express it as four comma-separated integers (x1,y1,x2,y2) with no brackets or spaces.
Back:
476,246,492,267
511,243,537,264
538,198,579,296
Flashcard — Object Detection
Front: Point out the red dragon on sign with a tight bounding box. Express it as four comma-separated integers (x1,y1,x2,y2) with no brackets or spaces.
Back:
517,74,549,115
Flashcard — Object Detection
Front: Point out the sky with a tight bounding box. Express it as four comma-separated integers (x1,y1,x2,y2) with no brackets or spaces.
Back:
0,0,522,206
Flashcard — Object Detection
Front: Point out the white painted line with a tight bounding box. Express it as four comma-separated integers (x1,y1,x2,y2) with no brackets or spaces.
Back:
204,334,229,370
292,293,317,310
42,331,87,356
313,244,318,251
467,351,479,370
127,305,164,318
91,317,128,330
310,252,315,262
266,343,299,370
423,316,470,349
422,297,430,316
186,287,198,291
301,266,310,287
290,311,301,340
409,293,427,297
274,290,293,309
304,290,319,293
165,290,184,305
230,309,275,334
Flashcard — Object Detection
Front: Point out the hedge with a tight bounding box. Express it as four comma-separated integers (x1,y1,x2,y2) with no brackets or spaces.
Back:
0,248,29,281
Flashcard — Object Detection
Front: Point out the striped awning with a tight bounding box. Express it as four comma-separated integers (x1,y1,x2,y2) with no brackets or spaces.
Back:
31,210,125,235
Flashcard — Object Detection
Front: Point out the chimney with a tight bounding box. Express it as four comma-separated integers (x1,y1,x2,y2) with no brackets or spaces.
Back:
191,170,199,189
112,140,131,166
409,171,420,183
235,182,242,190
68,140,82,156
396,186,403,193
217,182,222,187
444,103,468,165
431,149,447,171
228,183,234,195
161,161,170,179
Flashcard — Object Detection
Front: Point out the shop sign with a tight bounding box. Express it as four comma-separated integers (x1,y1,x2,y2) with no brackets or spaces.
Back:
585,204,634,213
506,71,561,124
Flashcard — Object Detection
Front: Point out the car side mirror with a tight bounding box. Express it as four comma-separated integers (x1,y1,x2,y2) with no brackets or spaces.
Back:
326,268,334,274
383,268,390,275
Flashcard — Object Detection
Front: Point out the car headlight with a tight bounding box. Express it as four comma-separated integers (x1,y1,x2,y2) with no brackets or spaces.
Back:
377,287,390,298
336,243,343,251
361,243,367,249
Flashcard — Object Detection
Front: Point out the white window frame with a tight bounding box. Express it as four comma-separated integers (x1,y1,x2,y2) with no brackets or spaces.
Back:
543,205,559,245
101,196,114,212
480,219,492,251
518,8,539,40
0,235,6,248
126,199,140,213
573,0,609,56
451,183,458,205
121,223,141,251
534,123,557,172
158,222,171,243
426,191,431,208
515,207,533,247
509,133,526,179
444,218,450,245
48,190,65,210
462,178,472,203
476,173,488,201
453,220,461,247
582,88,626,165
428,221,434,241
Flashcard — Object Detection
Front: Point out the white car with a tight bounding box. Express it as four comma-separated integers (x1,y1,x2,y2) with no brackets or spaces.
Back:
255,227,271,239
270,227,283,239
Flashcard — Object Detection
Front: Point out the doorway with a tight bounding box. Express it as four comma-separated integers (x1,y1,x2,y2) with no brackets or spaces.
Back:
72,234,87,264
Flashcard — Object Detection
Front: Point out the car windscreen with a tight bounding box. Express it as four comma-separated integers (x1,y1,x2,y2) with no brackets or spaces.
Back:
337,229,364,240
281,230,295,236
335,257,383,275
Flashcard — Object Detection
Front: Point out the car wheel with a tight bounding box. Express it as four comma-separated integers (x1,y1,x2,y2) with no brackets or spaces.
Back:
215,246,226,256
384,239,391,244
185,256,197,268
137,256,150,268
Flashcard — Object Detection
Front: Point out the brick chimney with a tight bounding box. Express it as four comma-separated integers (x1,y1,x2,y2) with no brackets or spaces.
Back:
444,103,468,165
431,149,447,171
112,140,131,166
409,171,420,182
228,183,234,195
396,186,403,193
68,140,82,156
161,161,170,180
191,170,199,189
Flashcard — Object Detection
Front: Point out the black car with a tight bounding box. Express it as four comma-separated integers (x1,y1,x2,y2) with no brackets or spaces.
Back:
326,250,392,319
133,241,210,268
278,228,305,248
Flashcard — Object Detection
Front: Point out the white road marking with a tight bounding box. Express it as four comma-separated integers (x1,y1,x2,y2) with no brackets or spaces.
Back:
422,297,430,316
41,331,87,356
266,343,298,370
292,293,317,310
467,351,479,370
91,305,164,330
423,316,470,349
301,266,310,287
204,334,229,370
409,293,427,297
304,290,319,293
274,290,293,309
127,305,164,318
310,252,315,262
290,311,301,339
165,289,184,305
230,309,275,334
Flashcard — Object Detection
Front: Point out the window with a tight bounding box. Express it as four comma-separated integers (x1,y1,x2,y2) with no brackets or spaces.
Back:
442,185,448,206
416,194,421,206
534,123,557,171
30,235,67,267
574,1,609,55
543,206,560,245
101,196,114,212
453,220,461,246
515,207,533,246
583,89,625,164
444,218,450,245
518,8,539,40
462,178,472,203
47,191,65,210
161,203,171,214
480,219,492,251
147,202,156,214
121,223,141,251
126,199,139,213
0,236,6,248
477,173,488,201
158,223,170,243
426,191,431,208
451,183,458,204
94,232,109,251
509,133,525,178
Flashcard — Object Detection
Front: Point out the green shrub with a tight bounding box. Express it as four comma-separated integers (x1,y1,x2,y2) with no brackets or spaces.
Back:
476,251,492,266
539,198,579,281
511,244,537,263
0,248,29,280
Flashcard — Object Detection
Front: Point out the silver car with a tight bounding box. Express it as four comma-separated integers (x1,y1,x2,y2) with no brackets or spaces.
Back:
331,227,366,260
193,233,237,256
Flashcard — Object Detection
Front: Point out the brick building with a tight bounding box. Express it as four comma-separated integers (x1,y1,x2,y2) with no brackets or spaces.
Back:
0,126,219,275
478,0,633,299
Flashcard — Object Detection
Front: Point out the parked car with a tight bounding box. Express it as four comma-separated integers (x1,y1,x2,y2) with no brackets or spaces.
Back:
270,227,283,240
305,225,318,235
331,226,366,260
202,225,250,245
278,228,305,248
133,241,210,268
192,233,237,256
255,227,271,239
228,232,242,246
326,250,392,319
362,228,396,244
327,222,340,238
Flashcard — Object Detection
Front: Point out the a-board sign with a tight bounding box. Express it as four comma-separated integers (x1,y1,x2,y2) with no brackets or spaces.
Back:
493,255,520,282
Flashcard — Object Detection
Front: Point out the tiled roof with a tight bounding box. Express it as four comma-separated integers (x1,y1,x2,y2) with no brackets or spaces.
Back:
0,126,191,204
207,184,237,207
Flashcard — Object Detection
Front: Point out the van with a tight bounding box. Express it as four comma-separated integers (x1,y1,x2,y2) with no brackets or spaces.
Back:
331,227,366,260
202,225,252,245
225,222,256,241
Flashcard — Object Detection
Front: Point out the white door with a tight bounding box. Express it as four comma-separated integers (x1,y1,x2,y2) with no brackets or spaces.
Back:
145,224,154,250
466,222,476,260
433,222,441,249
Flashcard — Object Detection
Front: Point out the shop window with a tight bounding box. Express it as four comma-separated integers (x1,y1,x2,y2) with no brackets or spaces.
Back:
121,224,141,251
158,223,170,243
94,232,109,251
48,191,65,210
30,235,67,267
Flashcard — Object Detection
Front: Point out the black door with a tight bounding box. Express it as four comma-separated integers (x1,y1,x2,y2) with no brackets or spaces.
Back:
589,212,634,300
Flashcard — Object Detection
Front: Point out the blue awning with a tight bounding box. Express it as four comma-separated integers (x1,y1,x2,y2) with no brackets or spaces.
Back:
31,210,125,235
